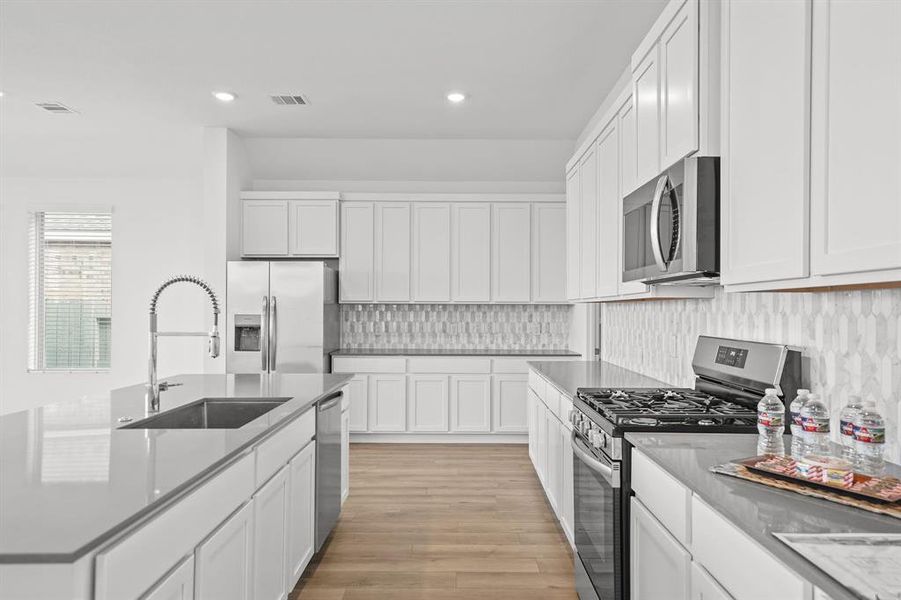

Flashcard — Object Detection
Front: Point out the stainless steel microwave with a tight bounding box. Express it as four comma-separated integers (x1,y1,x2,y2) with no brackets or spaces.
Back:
622,156,720,285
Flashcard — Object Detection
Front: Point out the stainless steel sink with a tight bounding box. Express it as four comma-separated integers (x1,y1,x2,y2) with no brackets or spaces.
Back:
120,397,291,429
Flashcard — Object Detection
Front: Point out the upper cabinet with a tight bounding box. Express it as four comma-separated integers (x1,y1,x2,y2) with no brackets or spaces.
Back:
340,202,375,303
492,203,532,302
659,0,699,169
595,122,621,298
241,192,339,258
532,203,567,303
412,203,451,302
375,203,412,302
578,146,599,300
633,45,662,186
452,203,491,302
565,169,581,301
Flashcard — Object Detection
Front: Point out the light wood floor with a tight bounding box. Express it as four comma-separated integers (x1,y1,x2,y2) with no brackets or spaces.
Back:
291,443,578,600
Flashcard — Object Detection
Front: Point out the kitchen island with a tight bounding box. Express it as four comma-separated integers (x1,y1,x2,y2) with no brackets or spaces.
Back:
0,372,351,600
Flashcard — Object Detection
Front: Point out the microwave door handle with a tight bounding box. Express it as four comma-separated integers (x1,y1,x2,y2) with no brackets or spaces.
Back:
571,433,620,488
269,296,277,372
649,174,670,272
261,296,269,372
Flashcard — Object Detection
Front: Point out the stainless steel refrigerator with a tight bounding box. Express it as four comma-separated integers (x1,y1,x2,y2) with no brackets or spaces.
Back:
226,261,339,374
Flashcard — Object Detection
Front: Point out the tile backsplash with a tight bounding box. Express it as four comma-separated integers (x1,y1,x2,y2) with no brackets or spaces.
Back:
340,304,571,350
600,287,901,461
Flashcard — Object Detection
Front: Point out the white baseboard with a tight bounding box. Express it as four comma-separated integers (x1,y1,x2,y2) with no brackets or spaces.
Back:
350,433,527,444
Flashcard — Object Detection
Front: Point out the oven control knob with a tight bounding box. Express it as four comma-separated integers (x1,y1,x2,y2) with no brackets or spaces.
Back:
590,428,603,449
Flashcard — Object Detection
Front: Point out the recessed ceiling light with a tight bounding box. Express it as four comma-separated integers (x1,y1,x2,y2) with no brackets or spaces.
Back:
447,92,466,104
212,91,236,103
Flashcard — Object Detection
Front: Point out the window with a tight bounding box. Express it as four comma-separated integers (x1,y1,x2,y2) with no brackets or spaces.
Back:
28,211,113,371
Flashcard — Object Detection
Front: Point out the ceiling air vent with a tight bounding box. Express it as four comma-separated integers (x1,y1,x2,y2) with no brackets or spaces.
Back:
35,102,78,114
270,94,309,106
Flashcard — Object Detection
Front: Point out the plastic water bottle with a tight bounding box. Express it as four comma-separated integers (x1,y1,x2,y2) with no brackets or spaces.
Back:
757,388,785,454
800,393,831,458
838,396,864,461
789,389,810,436
854,401,885,474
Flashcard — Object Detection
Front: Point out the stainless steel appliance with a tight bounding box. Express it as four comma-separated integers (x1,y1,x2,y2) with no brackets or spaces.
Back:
315,391,342,551
622,156,720,286
571,335,802,600
226,261,339,374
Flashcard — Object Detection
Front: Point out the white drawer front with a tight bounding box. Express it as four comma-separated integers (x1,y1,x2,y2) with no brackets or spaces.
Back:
332,357,406,373
492,358,531,374
407,357,491,374
631,449,691,547
255,408,315,487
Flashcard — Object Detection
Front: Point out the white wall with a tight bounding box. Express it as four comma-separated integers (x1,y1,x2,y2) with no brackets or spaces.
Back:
0,177,209,414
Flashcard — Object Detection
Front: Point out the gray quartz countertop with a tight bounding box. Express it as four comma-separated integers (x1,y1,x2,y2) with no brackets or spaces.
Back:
0,373,351,564
626,432,901,600
526,360,669,397
332,348,581,357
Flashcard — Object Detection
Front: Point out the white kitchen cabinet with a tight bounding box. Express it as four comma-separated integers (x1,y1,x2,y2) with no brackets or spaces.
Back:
451,203,491,302
450,375,491,432
491,373,528,433
375,203,411,302
344,376,368,432
578,144,598,300
242,200,288,256
143,555,194,600
412,203,451,302
408,375,449,432
630,497,691,600
809,0,901,277
545,410,562,514
596,120,620,298
561,422,575,545
536,399,548,485
491,203,531,302
565,168,581,301
527,388,538,464
721,0,811,286
194,501,254,600
690,562,733,600
368,374,407,432
286,442,316,590
531,203,566,303
341,408,350,504
252,466,289,600
633,46,661,187
660,0,699,169
339,202,375,302
289,200,338,257
619,94,638,197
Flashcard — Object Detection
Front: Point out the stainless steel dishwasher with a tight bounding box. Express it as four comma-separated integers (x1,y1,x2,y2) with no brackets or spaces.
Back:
315,391,342,551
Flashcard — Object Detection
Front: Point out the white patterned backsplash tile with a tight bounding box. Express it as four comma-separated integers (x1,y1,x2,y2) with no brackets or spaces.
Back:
340,304,571,350
600,287,901,461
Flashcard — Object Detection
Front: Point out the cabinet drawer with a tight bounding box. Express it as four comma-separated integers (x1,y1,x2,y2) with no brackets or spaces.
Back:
95,454,254,600
407,357,491,374
691,496,806,599
493,358,531,374
332,357,406,373
631,449,691,546
255,408,315,487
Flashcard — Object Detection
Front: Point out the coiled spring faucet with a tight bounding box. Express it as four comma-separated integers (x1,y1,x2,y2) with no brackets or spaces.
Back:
147,275,221,412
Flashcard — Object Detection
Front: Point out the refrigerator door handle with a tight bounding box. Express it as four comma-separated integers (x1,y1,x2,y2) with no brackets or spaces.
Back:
269,296,277,371
261,296,269,372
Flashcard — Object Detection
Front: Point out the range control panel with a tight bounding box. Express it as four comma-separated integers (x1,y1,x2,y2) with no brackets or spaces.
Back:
715,345,749,369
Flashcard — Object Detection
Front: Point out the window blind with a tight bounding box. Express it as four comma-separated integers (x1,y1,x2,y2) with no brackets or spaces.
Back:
28,211,113,370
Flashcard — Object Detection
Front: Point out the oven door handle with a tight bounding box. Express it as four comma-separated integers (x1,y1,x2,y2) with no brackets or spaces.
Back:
571,433,620,488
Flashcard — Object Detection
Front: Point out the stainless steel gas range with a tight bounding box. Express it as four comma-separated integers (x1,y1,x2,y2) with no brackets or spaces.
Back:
570,336,802,600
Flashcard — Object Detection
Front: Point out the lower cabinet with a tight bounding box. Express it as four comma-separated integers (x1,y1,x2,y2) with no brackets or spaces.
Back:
491,374,528,432
345,376,368,432
690,562,733,600
368,375,407,431
287,442,317,590
408,375,450,431
194,501,254,600
143,555,194,600
545,409,562,513
630,497,691,600
560,423,574,543
252,467,290,600
450,375,491,432
341,408,350,504
536,400,548,485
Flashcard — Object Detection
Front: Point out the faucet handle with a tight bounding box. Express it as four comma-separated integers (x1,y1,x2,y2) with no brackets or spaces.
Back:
158,381,183,392
209,330,220,358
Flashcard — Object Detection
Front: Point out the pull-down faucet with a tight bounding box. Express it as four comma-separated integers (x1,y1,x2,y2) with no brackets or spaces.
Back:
147,275,221,412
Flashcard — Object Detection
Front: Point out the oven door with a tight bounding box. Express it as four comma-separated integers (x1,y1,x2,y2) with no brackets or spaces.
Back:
572,432,623,600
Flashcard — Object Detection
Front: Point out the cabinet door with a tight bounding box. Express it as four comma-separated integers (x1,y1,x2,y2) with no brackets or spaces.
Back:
579,145,598,300
631,497,690,600
368,375,407,432
345,376,368,432
660,0,699,169
340,202,375,302
690,562,733,600
289,200,338,257
565,168,581,301
412,203,451,302
810,0,901,276
527,388,538,463
491,374,528,433
144,555,194,600
408,375,449,432
536,401,548,484
243,200,288,256
253,466,289,600
450,375,491,432
451,203,491,302
619,95,639,197
633,46,661,186
721,0,810,285
561,423,574,545
596,121,620,298
194,501,253,600
286,442,316,590
531,203,566,303
375,203,411,302
341,409,350,504
491,203,531,302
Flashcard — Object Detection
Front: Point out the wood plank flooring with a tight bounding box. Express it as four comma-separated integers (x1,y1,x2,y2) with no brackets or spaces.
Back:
291,443,578,600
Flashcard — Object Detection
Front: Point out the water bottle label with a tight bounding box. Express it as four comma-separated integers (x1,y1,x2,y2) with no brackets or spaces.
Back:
840,419,855,437
791,411,802,427
801,415,829,433
758,410,784,427
855,425,885,444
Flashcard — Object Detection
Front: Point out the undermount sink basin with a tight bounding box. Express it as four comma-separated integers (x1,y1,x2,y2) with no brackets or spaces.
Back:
121,397,291,429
